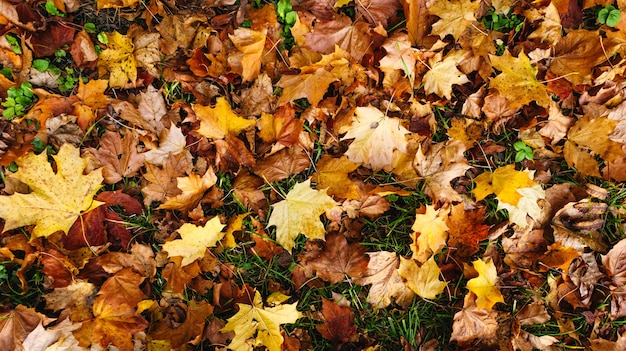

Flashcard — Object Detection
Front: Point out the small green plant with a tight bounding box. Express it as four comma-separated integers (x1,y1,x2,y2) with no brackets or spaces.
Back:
480,7,525,33
5,34,21,54
2,82,36,119
45,1,65,17
276,0,297,49
598,5,621,27
514,141,533,162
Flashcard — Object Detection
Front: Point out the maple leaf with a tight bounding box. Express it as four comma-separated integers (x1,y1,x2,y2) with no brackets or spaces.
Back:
564,116,624,177
428,0,480,40
410,204,449,263
254,145,312,183
162,217,226,267
302,232,369,283
159,168,217,212
304,15,372,61
315,298,357,346
0,305,54,351
473,165,545,227
379,33,418,83
413,139,471,203
423,51,470,100
355,251,415,309
195,97,255,139
489,50,550,111
276,67,337,107
149,300,214,348
267,179,337,251
398,256,447,299
446,204,489,260
340,106,410,171
311,155,360,199
88,131,145,184
97,31,137,88
0,144,104,238
466,258,504,311
450,294,498,344
141,153,192,205
222,291,302,351
229,28,267,82
144,125,187,166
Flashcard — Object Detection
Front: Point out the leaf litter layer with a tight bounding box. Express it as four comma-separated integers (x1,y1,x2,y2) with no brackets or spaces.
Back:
1,0,626,350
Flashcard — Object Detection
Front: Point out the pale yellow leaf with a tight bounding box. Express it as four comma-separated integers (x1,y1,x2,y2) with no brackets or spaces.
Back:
267,180,338,252
423,51,470,99
411,204,449,263
195,97,255,139
144,125,187,166
355,251,415,309
162,217,226,266
398,256,447,299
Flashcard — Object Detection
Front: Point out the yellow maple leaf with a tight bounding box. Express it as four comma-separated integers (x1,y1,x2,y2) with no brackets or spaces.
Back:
311,155,360,199
97,0,140,10
411,204,449,263
267,180,337,251
229,28,267,82
276,67,337,107
398,256,447,299
97,31,137,88
489,50,550,111
472,165,535,206
222,290,302,351
194,97,255,139
0,144,104,238
428,0,480,40
162,217,226,266
423,51,470,100
466,258,504,311
159,168,217,212
341,106,410,171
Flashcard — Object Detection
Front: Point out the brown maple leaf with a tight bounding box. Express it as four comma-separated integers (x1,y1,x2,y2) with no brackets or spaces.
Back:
315,298,358,346
253,145,311,183
88,131,145,184
302,233,369,284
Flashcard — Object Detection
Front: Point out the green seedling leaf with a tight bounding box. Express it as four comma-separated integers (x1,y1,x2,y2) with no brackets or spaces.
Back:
45,1,65,16
33,59,50,72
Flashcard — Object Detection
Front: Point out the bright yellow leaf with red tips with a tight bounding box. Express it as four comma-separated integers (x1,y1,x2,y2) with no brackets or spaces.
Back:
466,258,504,311
0,144,104,239
398,256,447,299
97,31,137,88
489,50,550,111
162,217,226,267
267,179,338,252
194,97,255,140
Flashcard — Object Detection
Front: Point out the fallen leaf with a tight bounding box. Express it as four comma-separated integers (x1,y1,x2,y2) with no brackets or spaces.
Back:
446,204,489,260
466,258,504,311
162,217,226,267
159,168,218,212
341,106,410,171
144,125,187,166
229,28,267,82
450,295,498,344
311,155,360,199
423,51,470,99
355,251,415,309
253,145,311,183
0,305,54,351
276,67,337,107
315,298,357,346
410,204,449,263
267,179,337,251
88,131,145,184
398,256,447,299
97,31,137,88
222,290,302,351
428,0,480,40
302,233,369,283
0,144,104,238
195,97,256,139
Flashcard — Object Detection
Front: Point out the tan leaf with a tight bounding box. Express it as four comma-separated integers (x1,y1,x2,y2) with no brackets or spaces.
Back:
88,131,145,184
423,51,470,99
355,251,415,309
229,28,267,82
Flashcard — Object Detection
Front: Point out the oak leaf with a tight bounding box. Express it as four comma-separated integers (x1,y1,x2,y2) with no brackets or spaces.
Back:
398,256,447,299
428,0,480,40
302,233,369,283
489,50,550,110
466,258,504,311
162,217,226,267
423,51,470,99
267,179,337,251
410,204,449,263
195,97,255,139
97,31,137,88
222,291,302,351
341,106,410,171
0,144,104,238
355,251,415,309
